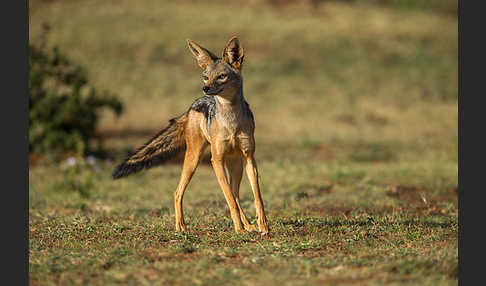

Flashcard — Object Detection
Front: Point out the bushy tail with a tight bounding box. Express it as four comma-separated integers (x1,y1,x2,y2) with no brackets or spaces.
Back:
112,113,187,179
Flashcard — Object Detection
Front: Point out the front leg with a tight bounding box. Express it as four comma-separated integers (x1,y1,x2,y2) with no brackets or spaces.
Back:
226,155,257,232
211,146,245,233
238,133,269,235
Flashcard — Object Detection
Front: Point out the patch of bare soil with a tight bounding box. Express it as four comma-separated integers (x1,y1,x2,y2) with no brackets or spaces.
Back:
305,184,457,217
295,183,334,201
305,205,396,217
313,142,342,161
386,185,457,210
138,249,200,263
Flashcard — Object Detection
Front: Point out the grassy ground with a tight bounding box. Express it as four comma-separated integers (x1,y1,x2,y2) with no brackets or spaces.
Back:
29,0,457,285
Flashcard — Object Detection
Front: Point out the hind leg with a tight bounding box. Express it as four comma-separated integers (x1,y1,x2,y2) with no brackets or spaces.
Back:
174,130,207,232
244,155,269,234
225,155,257,232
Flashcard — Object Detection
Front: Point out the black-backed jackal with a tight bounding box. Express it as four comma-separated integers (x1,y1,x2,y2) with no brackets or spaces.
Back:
112,37,269,235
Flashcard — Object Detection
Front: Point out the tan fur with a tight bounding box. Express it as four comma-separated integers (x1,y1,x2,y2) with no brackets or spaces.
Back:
115,37,269,235
177,37,269,234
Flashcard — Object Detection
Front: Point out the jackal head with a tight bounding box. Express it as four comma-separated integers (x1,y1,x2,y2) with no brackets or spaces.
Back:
187,37,244,97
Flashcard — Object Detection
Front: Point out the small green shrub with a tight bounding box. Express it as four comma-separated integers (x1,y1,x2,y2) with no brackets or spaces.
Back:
54,156,97,198
29,27,123,158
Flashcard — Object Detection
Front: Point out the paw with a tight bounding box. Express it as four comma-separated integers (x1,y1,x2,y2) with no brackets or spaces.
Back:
257,218,269,235
258,226,269,235
244,224,258,232
175,223,186,232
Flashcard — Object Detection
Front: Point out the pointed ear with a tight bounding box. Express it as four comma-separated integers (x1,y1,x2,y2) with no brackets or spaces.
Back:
186,39,218,70
222,36,244,71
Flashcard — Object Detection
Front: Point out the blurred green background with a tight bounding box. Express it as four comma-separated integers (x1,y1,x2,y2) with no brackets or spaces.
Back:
29,0,458,285
29,0,457,159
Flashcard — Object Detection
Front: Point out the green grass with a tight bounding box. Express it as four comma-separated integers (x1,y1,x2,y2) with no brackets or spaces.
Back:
29,0,457,285
29,150,457,285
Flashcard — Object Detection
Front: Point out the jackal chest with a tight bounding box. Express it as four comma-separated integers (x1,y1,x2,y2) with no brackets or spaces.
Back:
210,112,253,153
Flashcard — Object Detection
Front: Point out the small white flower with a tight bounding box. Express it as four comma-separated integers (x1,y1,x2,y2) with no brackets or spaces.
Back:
66,157,76,166
86,155,96,166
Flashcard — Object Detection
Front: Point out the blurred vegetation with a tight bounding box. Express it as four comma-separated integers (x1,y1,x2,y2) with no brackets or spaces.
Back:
29,25,123,160
351,0,456,15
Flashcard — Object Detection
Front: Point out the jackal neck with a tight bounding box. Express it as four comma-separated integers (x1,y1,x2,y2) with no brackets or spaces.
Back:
214,83,245,112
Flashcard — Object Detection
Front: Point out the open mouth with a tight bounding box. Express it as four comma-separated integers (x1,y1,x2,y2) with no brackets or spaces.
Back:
203,88,223,96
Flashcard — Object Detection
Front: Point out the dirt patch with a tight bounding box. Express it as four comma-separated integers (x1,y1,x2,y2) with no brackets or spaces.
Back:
383,185,457,216
365,112,389,126
304,191,457,217
294,183,334,201
313,143,342,161
138,249,199,263
318,276,373,285
386,185,457,208
304,205,396,217
335,113,357,125
386,185,423,201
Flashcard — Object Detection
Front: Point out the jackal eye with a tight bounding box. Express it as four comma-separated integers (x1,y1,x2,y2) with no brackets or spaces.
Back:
217,74,227,80
202,75,209,81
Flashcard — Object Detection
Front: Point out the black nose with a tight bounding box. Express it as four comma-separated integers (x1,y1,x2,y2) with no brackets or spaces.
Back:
202,86,210,93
